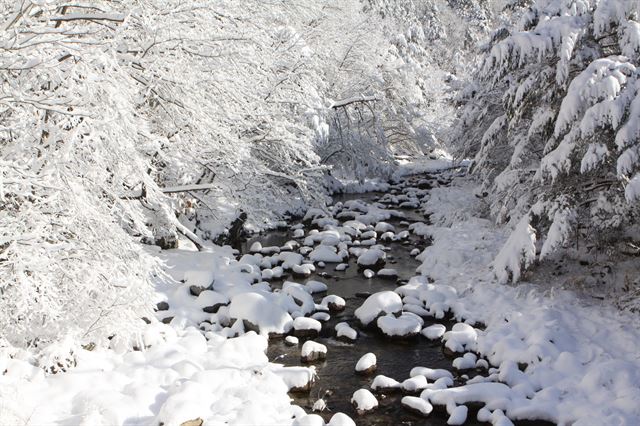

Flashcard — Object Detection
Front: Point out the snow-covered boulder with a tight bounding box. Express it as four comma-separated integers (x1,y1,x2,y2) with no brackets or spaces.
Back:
335,322,357,342
377,312,422,338
356,248,386,269
371,375,401,393
309,245,345,263
376,268,398,279
351,389,378,415
293,317,322,338
327,413,356,426
442,323,478,355
301,341,327,363
355,352,377,375
229,293,293,335
421,324,446,340
354,291,402,326
401,396,433,417
321,295,346,312
195,290,229,314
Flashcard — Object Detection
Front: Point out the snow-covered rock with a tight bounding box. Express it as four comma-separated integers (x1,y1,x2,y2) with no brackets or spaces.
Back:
327,413,356,426
355,353,376,375
293,317,322,338
371,374,401,392
377,312,422,338
301,341,327,363
351,389,378,414
421,324,446,340
447,405,468,425
228,293,293,335
354,291,402,326
401,396,433,417
356,248,386,269
335,322,357,342
376,268,398,279
442,323,477,355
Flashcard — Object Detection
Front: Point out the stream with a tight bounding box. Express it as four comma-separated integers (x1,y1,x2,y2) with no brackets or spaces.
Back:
240,178,552,426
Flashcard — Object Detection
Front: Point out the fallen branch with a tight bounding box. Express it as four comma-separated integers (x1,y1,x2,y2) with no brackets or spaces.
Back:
49,13,126,23
160,183,217,194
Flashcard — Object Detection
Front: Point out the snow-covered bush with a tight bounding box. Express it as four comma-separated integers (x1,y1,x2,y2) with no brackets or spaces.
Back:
455,0,640,282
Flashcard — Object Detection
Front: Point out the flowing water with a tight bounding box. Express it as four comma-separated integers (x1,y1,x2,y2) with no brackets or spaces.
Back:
241,187,552,426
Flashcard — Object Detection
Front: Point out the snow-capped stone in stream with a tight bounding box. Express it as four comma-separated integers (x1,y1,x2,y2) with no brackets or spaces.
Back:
293,317,322,338
354,291,402,326
301,341,327,363
421,324,446,340
309,245,344,263
195,290,229,313
351,389,378,414
377,312,423,338
410,248,421,256
327,413,356,426
356,248,386,269
374,222,395,233
277,252,304,269
395,230,410,240
355,353,377,375
335,263,348,271
410,366,453,382
376,268,398,279
335,322,357,342
447,405,468,425
379,231,395,242
285,336,299,346
371,374,401,392
305,280,328,293
363,269,375,278
442,323,478,355
311,312,330,322
249,241,263,253
293,228,305,239
292,263,315,277
321,295,346,312
229,292,293,335
453,353,477,370
402,375,429,392
401,396,433,417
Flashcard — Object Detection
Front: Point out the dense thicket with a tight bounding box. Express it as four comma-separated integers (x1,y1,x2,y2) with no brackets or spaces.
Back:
1,0,489,348
454,0,640,283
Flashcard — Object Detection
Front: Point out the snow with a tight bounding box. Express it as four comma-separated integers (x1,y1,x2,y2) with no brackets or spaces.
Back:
350,389,378,412
442,323,478,354
285,336,299,346
305,280,328,294
320,295,346,311
421,324,446,340
401,396,433,416
377,313,422,337
309,245,345,263
371,374,401,391
327,412,356,426
356,248,386,267
228,293,293,335
300,341,327,362
452,352,477,370
447,405,468,425
355,353,376,373
377,268,398,278
363,269,375,278
293,317,322,332
335,322,358,341
354,291,403,326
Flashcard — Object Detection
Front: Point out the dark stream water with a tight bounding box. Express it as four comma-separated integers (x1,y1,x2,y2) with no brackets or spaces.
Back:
240,189,552,426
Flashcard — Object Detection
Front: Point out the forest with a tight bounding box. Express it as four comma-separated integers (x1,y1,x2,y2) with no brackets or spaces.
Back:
1,1,639,425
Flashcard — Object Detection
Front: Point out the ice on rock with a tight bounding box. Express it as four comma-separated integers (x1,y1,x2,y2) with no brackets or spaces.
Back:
363,269,375,278
351,389,378,414
443,323,478,354
354,291,402,326
356,248,386,268
453,353,477,370
355,352,377,375
377,312,422,337
421,324,446,340
371,374,401,392
228,292,293,335
335,322,357,341
447,405,468,425
301,341,327,363
401,396,433,417
328,412,356,426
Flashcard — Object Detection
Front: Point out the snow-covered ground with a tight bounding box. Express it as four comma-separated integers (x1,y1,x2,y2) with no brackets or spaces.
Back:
2,158,639,425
